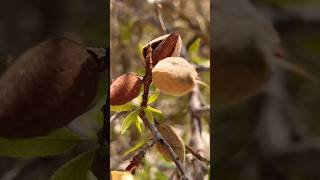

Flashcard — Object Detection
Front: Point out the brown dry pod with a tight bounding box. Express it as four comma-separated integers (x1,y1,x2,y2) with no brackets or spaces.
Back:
142,32,182,67
110,72,142,105
154,123,185,163
0,37,99,138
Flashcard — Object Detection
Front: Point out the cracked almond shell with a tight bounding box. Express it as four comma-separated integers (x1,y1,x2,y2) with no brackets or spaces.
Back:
142,32,182,66
110,72,142,105
152,57,198,96
0,37,99,138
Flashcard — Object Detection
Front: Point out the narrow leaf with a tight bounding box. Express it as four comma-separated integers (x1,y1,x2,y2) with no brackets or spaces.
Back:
188,38,201,55
148,89,160,104
121,110,139,134
122,139,147,157
147,106,164,121
50,149,96,180
143,108,154,123
110,102,136,112
135,116,144,134
0,128,83,158
147,106,162,115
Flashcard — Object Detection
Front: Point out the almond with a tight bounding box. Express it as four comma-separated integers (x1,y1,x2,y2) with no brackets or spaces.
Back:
0,37,99,138
155,123,185,163
110,72,142,105
142,32,182,66
152,57,198,96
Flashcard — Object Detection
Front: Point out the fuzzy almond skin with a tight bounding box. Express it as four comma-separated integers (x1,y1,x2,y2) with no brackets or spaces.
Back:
0,37,99,138
110,72,141,105
142,32,182,66
111,171,134,180
152,57,197,96
155,123,185,163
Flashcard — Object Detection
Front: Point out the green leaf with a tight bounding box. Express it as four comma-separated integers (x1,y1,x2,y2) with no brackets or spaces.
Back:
143,108,154,123
147,106,162,115
191,56,209,64
147,106,164,121
0,128,84,158
188,38,201,55
148,89,160,104
110,102,136,112
135,115,144,134
50,149,96,180
121,109,139,134
122,139,147,157
155,171,168,180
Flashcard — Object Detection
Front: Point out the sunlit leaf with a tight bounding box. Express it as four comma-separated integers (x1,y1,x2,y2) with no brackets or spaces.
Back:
191,56,209,64
188,38,201,55
121,109,139,134
147,106,164,121
110,102,136,112
0,128,85,158
147,106,162,114
135,115,144,134
143,108,154,123
122,139,147,157
50,149,96,180
148,89,160,104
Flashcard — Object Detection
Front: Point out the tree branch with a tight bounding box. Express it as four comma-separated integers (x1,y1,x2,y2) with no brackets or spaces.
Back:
125,138,157,173
125,45,191,180
185,145,210,165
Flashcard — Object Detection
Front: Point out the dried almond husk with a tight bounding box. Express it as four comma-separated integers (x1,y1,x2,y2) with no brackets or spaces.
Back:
110,72,142,105
0,37,99,138
155,123,185,163
142,32,182,66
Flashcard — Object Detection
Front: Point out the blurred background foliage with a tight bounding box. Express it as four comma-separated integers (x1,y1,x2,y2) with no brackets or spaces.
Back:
0,0,107,179
214,0,320,180
110,0,210,179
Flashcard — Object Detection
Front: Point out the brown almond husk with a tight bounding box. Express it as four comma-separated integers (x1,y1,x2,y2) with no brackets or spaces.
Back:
155,123,185,163
142,32,181,67
110,72,141,105
0,37,99,138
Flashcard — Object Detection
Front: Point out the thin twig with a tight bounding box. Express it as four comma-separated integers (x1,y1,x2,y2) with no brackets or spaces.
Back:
125,138,157,173
154,3,168,34
194,105,210,117
185,145,210,165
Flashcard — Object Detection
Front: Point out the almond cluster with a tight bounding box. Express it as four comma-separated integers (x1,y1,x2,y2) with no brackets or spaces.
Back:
143,32,201,96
